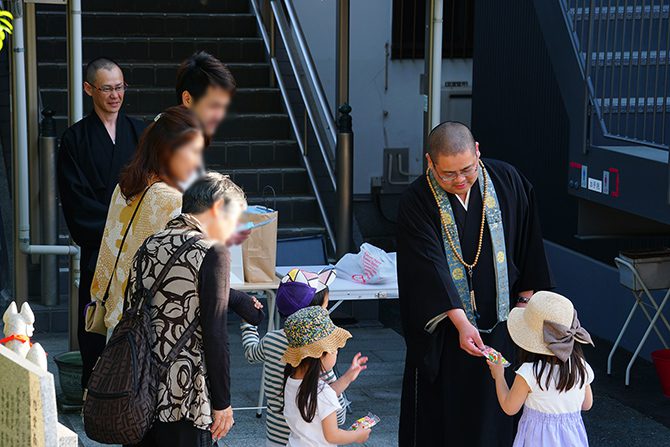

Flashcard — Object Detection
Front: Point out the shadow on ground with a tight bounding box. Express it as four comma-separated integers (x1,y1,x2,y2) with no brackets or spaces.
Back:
36,319,668,447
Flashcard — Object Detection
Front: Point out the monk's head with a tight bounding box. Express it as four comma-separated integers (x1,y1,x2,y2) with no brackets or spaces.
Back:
84,57,126,115
425,121,480,195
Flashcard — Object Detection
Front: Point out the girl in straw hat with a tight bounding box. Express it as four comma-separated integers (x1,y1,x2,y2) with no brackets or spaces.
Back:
282,306,371,446
486,291,595,447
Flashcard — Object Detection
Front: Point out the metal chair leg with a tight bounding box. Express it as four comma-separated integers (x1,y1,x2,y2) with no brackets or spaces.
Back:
625,289,670,386
608,291,641,375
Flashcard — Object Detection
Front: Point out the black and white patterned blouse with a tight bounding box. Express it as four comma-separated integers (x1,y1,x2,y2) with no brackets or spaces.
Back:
126,214,263,429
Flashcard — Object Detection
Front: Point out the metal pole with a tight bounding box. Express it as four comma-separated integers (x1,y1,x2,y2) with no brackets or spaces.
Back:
68,0,83,124
24,2,40,261
429,0,443,130
336,104,353,259
336,0,352,258
11,2,79,258
422,0,443,153
11,0,28,305
68,250,80,351
336,0,349,110
39,110,58,306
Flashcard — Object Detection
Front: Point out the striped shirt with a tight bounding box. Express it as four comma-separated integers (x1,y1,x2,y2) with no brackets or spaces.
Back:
241,324,347,446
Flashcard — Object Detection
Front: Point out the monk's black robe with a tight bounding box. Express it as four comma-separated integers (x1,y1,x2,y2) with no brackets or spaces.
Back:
57,111,145,387
397,159,553,447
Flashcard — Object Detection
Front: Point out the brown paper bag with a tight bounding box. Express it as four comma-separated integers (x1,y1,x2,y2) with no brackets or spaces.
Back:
242,209,278,283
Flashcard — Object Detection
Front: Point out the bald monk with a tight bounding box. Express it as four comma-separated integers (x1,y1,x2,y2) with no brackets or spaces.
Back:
396,121,553,446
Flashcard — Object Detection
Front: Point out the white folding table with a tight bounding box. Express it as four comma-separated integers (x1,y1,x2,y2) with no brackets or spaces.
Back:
249,264,399,417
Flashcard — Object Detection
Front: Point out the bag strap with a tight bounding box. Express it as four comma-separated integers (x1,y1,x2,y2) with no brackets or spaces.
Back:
101,182,158,304
132,234,203,313
159,317,200,377
134,234,204,376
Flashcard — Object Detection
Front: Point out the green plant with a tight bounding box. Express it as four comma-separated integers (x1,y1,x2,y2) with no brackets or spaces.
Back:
0,10,13,52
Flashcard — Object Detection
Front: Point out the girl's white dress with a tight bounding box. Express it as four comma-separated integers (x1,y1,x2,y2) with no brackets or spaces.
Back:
513,361,594,447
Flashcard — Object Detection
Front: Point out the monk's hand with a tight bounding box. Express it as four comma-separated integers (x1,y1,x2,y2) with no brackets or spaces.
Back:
448,309,485,356
458,322,486,356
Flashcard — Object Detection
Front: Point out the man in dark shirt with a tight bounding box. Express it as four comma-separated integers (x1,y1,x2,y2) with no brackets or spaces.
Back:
57,57,146,388
175,53,251,245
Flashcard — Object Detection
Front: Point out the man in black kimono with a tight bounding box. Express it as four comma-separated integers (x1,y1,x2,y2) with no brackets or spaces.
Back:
57,58,146,388
397,122,552,446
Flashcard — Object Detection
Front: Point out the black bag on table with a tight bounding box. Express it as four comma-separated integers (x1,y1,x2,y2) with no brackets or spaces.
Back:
83,235,201,444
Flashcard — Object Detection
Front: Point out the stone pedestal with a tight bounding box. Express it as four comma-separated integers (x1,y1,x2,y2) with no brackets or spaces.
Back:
0,345,78,446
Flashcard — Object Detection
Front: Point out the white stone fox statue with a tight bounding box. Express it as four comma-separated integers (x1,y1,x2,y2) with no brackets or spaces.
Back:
1,301,48,370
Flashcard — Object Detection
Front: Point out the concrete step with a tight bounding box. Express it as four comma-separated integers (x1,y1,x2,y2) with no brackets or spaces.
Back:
245,194,319,224
205,140,300,168
72,0,250,14
37,62,272,89
37,11,257,38
225,166,309,195
587,50,668,66
37,36,265,63
570,4,670,21
277,223,327,239
40,87,283,116
216,114,292,140
595,96,670,113
52,113,292,141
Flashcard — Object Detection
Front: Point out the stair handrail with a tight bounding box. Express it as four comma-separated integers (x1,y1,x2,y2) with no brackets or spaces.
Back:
268,0,337,189
283,0,337,146
559,0,669,151
250,0,337,251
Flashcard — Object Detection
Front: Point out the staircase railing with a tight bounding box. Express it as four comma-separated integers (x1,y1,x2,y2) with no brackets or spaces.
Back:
560,0,670,150
250,0,337,251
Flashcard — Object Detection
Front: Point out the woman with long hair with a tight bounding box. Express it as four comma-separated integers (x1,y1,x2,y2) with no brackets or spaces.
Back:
88,106,208,336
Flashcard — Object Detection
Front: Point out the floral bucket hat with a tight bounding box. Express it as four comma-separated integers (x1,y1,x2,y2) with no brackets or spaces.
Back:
276,268,337,317
281,306,351,367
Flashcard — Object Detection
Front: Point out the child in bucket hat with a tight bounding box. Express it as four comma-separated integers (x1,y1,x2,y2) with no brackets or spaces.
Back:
486,291,595,447
239,268,356,447
282,307,370,446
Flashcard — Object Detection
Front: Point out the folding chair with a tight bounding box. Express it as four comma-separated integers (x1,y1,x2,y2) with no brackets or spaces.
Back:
608,253,670,386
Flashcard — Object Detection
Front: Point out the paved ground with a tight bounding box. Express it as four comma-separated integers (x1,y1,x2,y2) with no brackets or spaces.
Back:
37,319,669,447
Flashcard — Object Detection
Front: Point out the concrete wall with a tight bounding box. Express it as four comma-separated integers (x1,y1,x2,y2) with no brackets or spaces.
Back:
292,0,473,194
546,241,670,361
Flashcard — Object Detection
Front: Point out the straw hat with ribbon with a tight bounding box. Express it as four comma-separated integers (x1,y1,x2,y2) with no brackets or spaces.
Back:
507,291,594,362
276,268,337,317
282,306,351,367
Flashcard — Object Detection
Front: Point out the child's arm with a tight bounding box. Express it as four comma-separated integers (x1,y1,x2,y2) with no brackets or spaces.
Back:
321,412,370,445
240,322,266,364
582,384,593,411
487,361,530,416
329,352,368,396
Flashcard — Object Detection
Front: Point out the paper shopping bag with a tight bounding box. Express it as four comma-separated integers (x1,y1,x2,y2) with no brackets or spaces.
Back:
241,206,278,283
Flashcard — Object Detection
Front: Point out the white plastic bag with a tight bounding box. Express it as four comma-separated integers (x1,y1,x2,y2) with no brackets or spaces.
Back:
335,243,396,284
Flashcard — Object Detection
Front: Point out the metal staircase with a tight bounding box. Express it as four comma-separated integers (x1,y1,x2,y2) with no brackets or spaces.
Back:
36,0,328,242
533,0,670,225
563,0,669,149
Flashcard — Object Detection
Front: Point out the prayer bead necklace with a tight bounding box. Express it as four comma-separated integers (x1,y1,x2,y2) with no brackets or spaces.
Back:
427,160,488,315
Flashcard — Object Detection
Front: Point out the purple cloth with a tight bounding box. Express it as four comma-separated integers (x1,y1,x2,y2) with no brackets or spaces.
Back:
513,407,589,447
276,281,316,317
